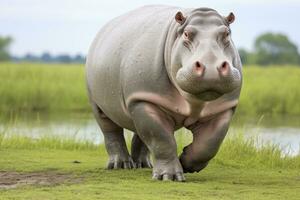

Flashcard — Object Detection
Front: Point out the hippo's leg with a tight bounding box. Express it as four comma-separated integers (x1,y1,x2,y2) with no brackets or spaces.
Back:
91,102,134,169
131,133,152,168
180,109,234,173
130,102,185,181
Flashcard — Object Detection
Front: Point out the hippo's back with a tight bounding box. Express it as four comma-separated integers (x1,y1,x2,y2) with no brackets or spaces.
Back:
86,5,179,130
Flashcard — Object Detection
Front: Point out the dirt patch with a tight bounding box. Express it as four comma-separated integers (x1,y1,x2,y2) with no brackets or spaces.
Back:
0,171,83,189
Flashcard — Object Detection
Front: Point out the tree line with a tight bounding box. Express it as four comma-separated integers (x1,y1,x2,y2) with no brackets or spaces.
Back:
12,52,85,63
1,32,300,65
0,37,85,63
239,32,300,66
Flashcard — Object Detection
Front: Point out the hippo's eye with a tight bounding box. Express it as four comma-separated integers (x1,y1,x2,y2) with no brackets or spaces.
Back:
223,29,231,47
183,31,189,40
223,28,231,39
183,30,194,51
225,30,230,37
225,29,230,37
183,30,195,41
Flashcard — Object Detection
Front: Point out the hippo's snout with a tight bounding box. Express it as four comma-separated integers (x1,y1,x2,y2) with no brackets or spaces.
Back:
175,60,241,101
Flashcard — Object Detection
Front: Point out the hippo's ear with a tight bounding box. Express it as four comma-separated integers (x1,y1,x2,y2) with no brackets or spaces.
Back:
225,12,235,25
175,11,186,25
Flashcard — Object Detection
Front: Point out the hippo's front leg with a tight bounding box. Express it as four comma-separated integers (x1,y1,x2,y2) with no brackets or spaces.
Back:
129,102,185,181
180,109,234,173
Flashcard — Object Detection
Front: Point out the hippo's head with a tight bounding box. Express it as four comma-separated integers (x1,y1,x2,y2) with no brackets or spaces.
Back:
169,8,242,101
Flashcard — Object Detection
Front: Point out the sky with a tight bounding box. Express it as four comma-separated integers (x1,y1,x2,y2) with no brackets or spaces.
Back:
0,0,300,56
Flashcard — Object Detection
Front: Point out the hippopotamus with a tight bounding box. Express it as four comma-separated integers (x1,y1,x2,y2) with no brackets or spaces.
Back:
86,5,242,182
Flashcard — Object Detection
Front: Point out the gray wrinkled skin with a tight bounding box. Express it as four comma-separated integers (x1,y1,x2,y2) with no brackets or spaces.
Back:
86,5,242,182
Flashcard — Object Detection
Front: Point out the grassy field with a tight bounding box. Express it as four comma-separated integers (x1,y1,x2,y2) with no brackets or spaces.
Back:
0,62,300,116
0,62,88,114
238,66,300,116
0,131,299,200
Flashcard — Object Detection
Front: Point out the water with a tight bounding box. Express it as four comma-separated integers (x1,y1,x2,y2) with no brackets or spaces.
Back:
0,113,299,156
244,127,300,155
0,113,104,145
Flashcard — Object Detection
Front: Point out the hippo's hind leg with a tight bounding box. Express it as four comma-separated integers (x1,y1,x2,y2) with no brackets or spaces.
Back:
90,102,134,169
129,102,185,181
131,133,152,168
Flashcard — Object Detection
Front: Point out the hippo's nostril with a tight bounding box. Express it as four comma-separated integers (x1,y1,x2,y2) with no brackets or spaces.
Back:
194,61,205,76
221,62,228,69
218,61,230,76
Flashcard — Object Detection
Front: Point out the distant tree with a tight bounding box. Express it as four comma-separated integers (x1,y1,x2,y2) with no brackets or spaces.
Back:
56,54,72,63
0,36,13,61
238,48,249,64
254,33,300,65
14,52,86,63
41,52,52,62
73,54,85,63
24,53,39,62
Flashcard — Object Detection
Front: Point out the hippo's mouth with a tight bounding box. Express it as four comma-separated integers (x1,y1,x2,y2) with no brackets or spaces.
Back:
195,90,223,101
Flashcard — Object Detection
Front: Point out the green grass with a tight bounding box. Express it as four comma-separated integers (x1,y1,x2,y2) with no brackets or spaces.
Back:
0,134,100,151
0,63,300,116
0,62,88,114
1,129,299,169
0,131,300,199
238,65,300,116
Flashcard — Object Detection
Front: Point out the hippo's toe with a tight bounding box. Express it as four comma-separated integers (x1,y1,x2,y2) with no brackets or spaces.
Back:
152,158,185,182
152,172,185,182
133,158,153,169
107,155,135,169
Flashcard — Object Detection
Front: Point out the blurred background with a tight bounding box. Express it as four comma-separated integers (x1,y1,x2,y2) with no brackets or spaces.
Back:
0,0,299,155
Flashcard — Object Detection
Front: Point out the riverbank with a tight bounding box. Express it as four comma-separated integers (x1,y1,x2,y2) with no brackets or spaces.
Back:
0,133,299,199
0,62,300,116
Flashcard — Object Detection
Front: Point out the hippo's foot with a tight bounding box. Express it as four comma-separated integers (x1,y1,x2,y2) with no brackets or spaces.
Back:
179,152,209,173
133,155,153,168
131,133,152,168
107,154,135,169
152,159,185,182
180,160,208,173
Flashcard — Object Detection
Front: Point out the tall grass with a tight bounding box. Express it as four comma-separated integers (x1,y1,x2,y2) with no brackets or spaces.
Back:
1,130,299,169
0,62,89,113
0,63,300,116
216,133,300,169
0,130,100,151
238,66,300,116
